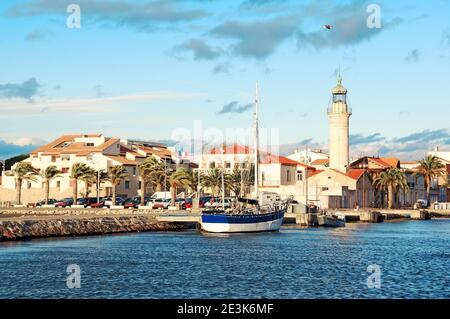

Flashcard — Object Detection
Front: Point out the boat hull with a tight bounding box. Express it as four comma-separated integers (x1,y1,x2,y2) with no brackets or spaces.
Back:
317,215,346,227
201,210,285,233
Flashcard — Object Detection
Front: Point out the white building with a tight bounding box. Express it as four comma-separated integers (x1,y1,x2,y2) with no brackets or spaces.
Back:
0,134,177,204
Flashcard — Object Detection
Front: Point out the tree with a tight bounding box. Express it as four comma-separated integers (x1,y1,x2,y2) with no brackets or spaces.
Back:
201,168,223,196
168,168,192,205
106,165,128,205
78,167,97,199
138,156,165,206
227,167,243,198
415,155,445,206
70,163,94,203
373,168,408,209
40,165,62,204
13,162,39,205
189,170,202,197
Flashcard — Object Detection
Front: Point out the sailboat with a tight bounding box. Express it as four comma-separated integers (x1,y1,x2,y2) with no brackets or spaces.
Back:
200,84,290,233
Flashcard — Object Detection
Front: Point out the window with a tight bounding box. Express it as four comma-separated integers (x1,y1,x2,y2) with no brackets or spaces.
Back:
224,161,231,169
287,170,291,182
333,93,346,103
61,155,70,161
297,171,303,181
209,162,216,169
125,181,130,190
133,167,136,175
61,167,69,174
51,156,56,162
27,182,32,189
56,181,61,190
261,172,265,182
85,142,94,147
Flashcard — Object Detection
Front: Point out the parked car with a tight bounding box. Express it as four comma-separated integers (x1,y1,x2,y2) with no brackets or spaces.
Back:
76,197,99,208
90,200,105,208
204,197,233,209
103,196,127,208
36,199,57,207
123,198,140,209
184,198,193,209
199,196,215,208
55,198,74,208
149,198,171,209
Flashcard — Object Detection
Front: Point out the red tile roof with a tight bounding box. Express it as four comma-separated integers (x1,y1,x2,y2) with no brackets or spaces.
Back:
311,158,329,165
346,169,365,180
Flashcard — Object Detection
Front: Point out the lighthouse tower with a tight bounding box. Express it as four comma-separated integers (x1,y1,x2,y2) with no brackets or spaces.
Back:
328,76,351,172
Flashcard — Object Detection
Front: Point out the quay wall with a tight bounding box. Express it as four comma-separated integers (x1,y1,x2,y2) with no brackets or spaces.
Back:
0,214,184,241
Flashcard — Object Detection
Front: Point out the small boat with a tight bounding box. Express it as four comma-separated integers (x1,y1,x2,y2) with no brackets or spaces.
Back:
317,214,346,227
200,84,289,233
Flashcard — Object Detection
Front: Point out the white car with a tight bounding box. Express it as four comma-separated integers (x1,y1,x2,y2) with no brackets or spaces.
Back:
147,198,171,209
204,198,233,209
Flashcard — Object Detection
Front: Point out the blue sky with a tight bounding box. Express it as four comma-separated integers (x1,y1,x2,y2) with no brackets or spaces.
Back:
0,0,449,159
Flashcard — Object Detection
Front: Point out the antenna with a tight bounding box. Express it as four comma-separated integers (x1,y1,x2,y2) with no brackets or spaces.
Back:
254,82,259,198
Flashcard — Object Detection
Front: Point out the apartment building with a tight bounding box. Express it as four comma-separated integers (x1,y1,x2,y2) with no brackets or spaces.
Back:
0,134,176,204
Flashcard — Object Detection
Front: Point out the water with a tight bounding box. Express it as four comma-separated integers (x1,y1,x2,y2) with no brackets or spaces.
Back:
0,220,449,299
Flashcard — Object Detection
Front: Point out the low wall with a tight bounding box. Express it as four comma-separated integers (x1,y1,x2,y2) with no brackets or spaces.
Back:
0,215,184,241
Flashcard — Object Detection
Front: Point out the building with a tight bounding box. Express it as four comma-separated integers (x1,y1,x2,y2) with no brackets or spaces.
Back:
286,148,329,167
285,77,373,209
427,147,450,202
0,134,179,204
197,144,315,202
328,76,351,172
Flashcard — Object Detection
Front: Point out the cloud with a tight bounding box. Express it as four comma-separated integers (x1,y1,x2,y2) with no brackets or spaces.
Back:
174,39,221,60
8,0,208,32
217,101,252,114
405,48,420,63
25,29,52,42
0,77,41,100
443,28,450,46
211,62,231,74
296,2,402,50
211,15,300,59
393,129,450,143
350,133,385,145
0,139,43,159
0,91,206,116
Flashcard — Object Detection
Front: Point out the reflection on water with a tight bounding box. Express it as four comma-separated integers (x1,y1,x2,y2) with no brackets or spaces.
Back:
0,220,449,299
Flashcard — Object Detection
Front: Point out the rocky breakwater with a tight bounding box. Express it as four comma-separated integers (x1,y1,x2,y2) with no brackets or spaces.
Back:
0,215,184,241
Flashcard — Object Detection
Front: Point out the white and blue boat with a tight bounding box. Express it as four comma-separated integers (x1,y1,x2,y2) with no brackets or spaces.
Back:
201,199,288,233
200,84,290,233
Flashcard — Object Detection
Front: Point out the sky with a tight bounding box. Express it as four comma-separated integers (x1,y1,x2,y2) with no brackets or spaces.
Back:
0,0,449,160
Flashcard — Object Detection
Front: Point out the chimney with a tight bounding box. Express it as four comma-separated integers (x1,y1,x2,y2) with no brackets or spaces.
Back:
435,146,439,152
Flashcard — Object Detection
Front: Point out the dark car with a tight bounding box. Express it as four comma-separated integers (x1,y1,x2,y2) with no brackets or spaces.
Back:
76,197,98,208
55,198,74,207
36,199,57,207
103,196,127,207
123,198,140,209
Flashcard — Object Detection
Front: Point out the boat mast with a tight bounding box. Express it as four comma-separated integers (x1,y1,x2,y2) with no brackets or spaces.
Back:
254,83,259,198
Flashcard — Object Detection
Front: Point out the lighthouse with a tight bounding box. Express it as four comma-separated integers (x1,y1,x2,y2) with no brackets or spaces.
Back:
328,76,351,172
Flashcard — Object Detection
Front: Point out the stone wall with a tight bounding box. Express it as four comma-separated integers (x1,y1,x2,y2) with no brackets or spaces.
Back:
0,215,183,241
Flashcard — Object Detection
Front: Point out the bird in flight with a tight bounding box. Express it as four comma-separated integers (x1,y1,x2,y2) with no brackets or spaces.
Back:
323,24,333,30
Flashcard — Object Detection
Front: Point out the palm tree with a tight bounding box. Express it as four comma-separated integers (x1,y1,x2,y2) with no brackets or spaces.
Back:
70,163,93,203
189,170,202,197
79,167,97,199
107,165,128,205
40,165,62,204
227,167,243,198
373,168,408,209
13,162,39,205
168,168,192,205
138,156,165,206
415,155,445,206
201,168,222,196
